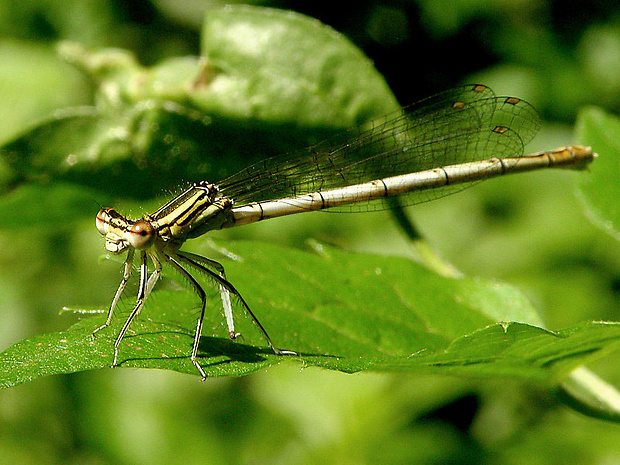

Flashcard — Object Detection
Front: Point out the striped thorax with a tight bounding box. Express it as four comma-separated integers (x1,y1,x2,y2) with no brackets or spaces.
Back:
96,181,234,254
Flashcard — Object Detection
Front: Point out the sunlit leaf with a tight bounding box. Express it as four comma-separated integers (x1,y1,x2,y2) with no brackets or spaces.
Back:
2,240,619,389
576,106,620,241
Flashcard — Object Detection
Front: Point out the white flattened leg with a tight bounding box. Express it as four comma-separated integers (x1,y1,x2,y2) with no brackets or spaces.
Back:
112,250,161,368
175,251,295,356
93,248,135,337
165,252,208,379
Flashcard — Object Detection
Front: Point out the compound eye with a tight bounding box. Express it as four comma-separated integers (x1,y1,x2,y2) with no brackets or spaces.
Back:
95,208,112,235
127,221,156,249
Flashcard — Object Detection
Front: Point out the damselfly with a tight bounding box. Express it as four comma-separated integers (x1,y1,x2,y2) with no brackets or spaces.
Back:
94,84,596,378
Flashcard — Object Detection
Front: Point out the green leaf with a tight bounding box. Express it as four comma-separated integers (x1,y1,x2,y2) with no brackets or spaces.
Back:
0,102,225,199
198,5,399,126
0,8,399,198
576,106,620,240
2,240,619,389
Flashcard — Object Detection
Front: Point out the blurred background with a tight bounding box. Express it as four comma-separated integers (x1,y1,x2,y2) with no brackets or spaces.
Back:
1,1,619,464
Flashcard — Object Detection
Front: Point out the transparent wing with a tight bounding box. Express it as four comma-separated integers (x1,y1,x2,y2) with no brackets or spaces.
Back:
218,84,540,210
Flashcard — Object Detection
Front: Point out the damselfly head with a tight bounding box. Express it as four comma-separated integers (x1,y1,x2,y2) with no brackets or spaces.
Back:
96,207,156,253
95,208,128,253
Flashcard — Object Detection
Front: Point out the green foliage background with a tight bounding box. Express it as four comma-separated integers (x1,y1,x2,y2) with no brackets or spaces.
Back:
0,1,619,464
